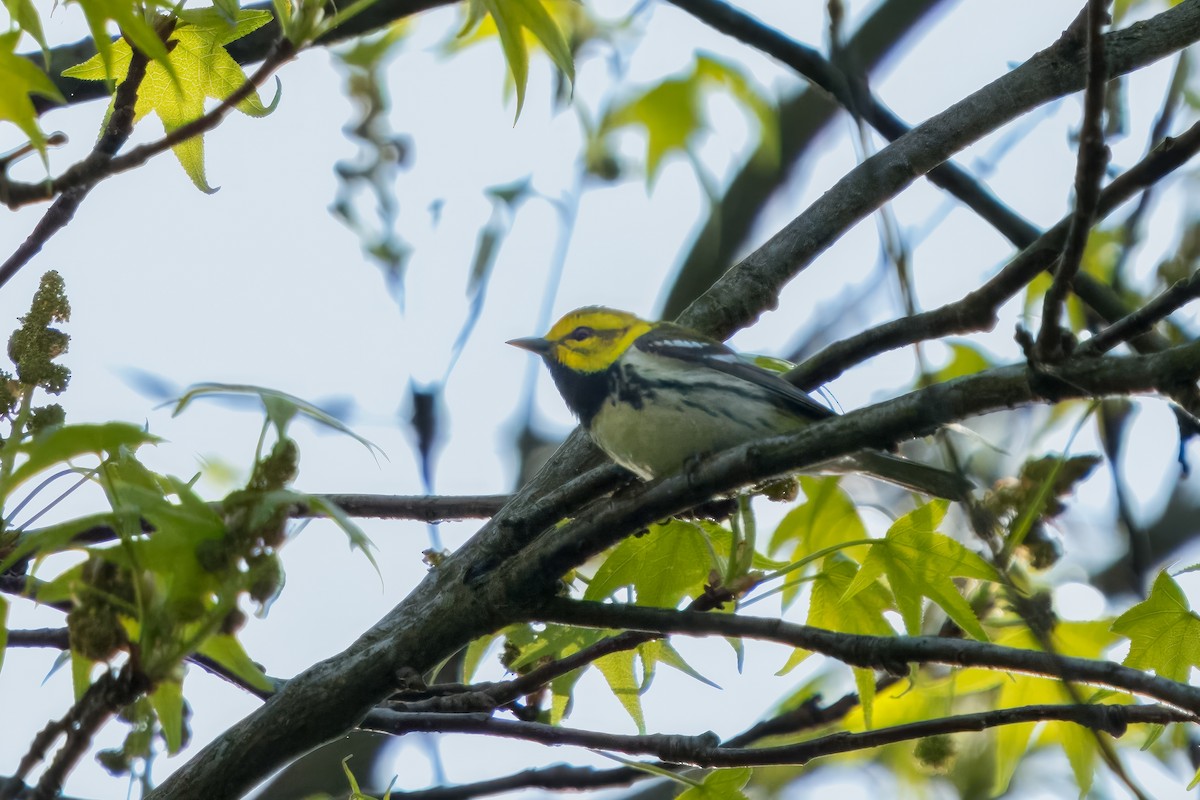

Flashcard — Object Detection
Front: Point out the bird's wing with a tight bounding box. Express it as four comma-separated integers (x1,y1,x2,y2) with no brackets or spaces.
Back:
636,325,834,422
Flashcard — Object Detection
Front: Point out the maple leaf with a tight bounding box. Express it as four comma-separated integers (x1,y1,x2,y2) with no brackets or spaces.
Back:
1112,570,1200,682
807,555,895,726
63,8,277,191
601,54,778,186
842,501,999,641
953,621,1121,796
677,768,752,800
456,0,575,121
0,31,64,162
768,477,870,608
68,0,174,83
584,519,716,608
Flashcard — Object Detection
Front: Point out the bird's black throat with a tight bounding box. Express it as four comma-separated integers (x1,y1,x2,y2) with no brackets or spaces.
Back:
545,360,614,427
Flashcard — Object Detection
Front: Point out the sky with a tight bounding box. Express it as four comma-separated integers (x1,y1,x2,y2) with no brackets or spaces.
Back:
3,0,1200,797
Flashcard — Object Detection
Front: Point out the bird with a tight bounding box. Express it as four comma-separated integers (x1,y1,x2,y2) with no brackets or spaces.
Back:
508,306,971,500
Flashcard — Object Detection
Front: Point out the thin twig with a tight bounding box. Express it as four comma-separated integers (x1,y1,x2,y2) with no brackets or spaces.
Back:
301,493,509,522
363,702,1189,768
1037,0,1112,361
1,40,295,216
786,119,1200,389
395,591,730,713
5,628,70,649
0,34,155,288
1111,52,1190,289
1080,267,1200,355
536,598,1200,714
1,668,146,800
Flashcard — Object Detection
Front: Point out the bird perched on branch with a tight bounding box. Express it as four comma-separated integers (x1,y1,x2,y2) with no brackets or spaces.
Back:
509,306,971,500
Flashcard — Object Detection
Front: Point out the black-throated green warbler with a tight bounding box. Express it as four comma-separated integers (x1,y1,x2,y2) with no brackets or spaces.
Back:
510,306,971,499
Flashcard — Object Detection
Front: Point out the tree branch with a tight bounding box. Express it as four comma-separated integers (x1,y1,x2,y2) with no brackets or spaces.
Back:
537,599,1200,715
4,628,69,649
1,667,146,800
675,0,1200,340
393,591,731,714
3,40,295,216
1079,264,1200,356
384,764,642,800
139,4,1200,790
364,710,722,760
0,32,154,288
659,0,954,317
377,681,891,800
1036,0,1112,360
786,118,1200,389
300,493,509,522
363,703,1190,769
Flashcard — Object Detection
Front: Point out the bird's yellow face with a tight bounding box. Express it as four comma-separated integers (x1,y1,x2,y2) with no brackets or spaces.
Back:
508,307,653,373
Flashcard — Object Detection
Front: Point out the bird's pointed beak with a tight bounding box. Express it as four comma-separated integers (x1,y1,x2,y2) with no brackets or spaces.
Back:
507,336,553,355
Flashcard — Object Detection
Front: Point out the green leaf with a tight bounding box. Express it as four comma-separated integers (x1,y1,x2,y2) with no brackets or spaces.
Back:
149,678,185,753
694,55,778,168
769,477,869,608
458,0,574,121
341,755,364,796
677,768,752,800
197,633,273,693
0,32,62,163
169,383,381,457
808,555,895,727
1112,571,1200,682
842,501,997,640
504,624,606,724
585,520,713,608
704,520,785,572
594,649,645,733
601,53,776,185
932,342,994,383
809,556,894,637
71,648,93,700
550,666,584,724
604,77,698,184
959,620,1119,796
0,512,120,574
507,624,601,672
4,0,49,64
463,630,503,682
643,639,721,690
277,491,379,577
67,0,174,84
63,8,275,191
6,423,160,501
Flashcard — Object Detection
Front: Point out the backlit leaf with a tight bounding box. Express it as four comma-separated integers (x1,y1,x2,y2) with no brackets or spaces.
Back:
585,520,714,608
769,477,869,608
1112,571,1200,682
807,555,895,726
69,0,173,83
677,768,752,800
0,30,63,164
197,633,273,693
843,501,997,640
6,422,160,501
595,649,644,733
149,678,185,753
456,0,574,120
63,8,276,191
601,54,776,185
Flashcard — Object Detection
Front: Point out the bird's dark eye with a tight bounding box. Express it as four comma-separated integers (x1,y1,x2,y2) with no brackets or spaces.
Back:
567,326,594,342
